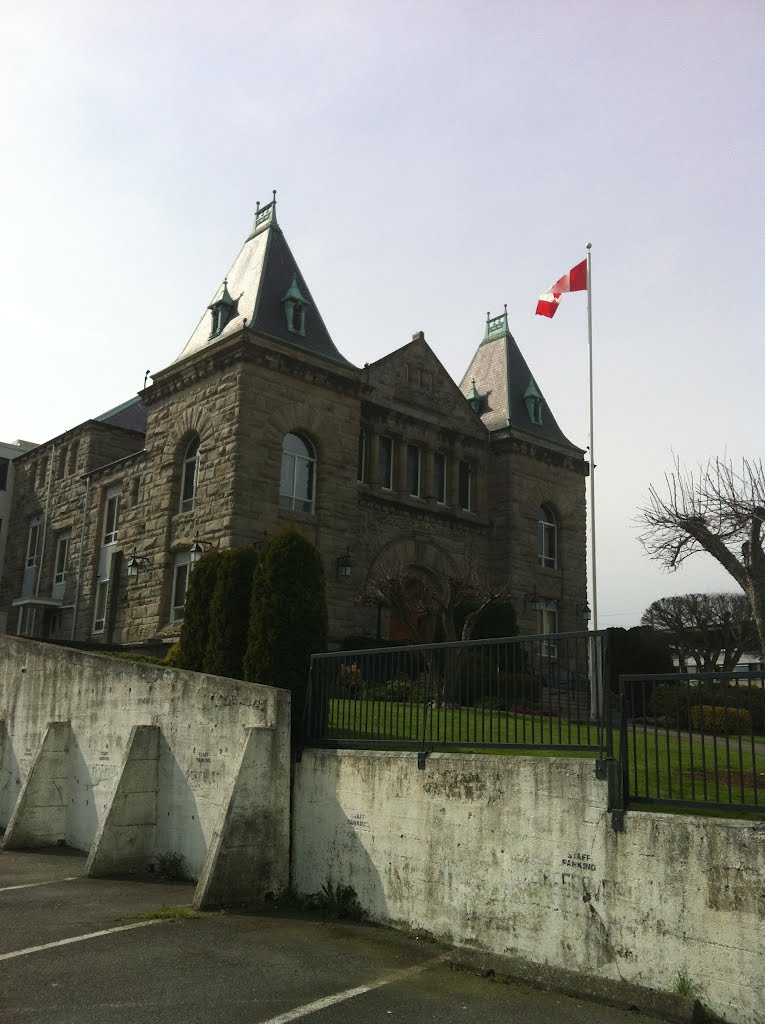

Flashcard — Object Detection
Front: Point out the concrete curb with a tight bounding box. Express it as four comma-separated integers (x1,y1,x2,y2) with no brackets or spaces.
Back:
448,947,704,1024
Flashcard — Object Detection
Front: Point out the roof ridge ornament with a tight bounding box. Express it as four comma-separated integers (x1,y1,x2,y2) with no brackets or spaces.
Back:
248,191,279,240
485,304,510,340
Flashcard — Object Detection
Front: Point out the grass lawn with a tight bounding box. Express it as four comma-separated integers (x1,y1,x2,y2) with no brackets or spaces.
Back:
321,697,765,814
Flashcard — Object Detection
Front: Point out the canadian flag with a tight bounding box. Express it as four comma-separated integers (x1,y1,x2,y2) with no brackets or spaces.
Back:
536,259,588,318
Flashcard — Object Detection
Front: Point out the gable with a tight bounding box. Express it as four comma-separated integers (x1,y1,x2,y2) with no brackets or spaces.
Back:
366,333,486,437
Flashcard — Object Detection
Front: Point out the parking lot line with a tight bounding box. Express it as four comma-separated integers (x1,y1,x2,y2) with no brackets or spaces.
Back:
0,876,79,893
0,919,163,961
257,953,450,1024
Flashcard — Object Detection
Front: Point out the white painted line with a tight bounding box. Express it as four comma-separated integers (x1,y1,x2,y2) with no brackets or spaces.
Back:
257,953,450,1024
0,919,162,960
0,876,79,893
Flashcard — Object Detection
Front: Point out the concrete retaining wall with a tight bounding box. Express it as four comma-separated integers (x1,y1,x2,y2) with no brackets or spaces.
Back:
0,636,290,905
292,749,765,1024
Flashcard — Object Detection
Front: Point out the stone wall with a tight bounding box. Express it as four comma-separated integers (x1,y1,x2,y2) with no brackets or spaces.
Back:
292,749,765,1024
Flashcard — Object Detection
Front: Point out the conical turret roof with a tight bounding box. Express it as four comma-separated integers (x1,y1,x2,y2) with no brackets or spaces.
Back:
459,309,581,451
173,199,352,367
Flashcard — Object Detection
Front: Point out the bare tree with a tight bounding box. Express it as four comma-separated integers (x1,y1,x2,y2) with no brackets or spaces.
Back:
641,592,758,672
637,456,765,662
356,557,512,644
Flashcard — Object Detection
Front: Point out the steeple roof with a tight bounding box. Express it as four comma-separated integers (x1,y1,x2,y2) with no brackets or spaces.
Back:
459,309,581,451
173,199,352,367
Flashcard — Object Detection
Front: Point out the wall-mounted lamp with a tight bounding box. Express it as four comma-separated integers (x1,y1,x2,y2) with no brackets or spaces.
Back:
252,531,268,551
189,531,213,565
336,548,352,579
576,600,592,622
126,549,151,579
524,592,542,611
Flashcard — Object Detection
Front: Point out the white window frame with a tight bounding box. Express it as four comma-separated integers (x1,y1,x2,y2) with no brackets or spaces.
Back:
26,518,42,569
538,505,557,569
378,436,393,490
102,487,121,545
180,435,201,513
171,553,192,622
537,599,559,658
54,532,70,586
406,444,421,497
434,452,446,504
93,579,109,634
458,460,472,511
357,430,367,483
279,432,316,514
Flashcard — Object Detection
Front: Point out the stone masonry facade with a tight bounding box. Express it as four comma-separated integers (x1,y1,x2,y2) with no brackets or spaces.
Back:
0,202,588,650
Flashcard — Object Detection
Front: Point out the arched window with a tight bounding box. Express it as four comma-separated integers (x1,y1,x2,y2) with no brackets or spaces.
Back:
538,504,557,568
180,435,201,513
279,433,315,513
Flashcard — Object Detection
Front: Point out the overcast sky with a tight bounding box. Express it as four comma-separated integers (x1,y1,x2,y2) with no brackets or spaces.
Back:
1,1,762,628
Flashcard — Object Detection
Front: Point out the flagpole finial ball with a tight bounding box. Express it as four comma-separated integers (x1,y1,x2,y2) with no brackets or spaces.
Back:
586,242,592,250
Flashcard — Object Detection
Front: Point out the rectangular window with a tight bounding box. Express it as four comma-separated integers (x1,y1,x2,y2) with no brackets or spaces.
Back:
93,580,109,633
406,445,421,497
171,555,191,622
102,488,121,545
537,600,559,658
26,520,42,568
0,457,8,490
378,436,393,489
56,447,67,480
54,533,70,586
434,453,446,504
37,457,48,490
68,442,79,475
458,460,472,511
357,431,366,483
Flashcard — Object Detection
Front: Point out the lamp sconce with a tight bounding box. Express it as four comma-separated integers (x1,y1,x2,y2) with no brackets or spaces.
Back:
576,600,592,622
252,531,268,551
189,531,213,565
127,549,151,579
336,547,352,579
524,592,542,611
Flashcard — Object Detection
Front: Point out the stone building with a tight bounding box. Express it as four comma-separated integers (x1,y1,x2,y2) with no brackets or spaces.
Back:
0,439,37,634
0,199,588,650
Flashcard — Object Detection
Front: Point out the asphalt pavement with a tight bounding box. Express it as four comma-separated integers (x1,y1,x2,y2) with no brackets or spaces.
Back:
0,847,673,1024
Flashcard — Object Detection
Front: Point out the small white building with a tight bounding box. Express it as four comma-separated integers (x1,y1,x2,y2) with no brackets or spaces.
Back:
0,440,38,633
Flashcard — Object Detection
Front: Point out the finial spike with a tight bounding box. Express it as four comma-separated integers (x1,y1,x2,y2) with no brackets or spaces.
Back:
256,201,260,213
272,189,277,204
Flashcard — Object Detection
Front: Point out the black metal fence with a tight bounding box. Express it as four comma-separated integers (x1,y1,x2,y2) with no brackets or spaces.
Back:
617,670,765,813
304,630,609,754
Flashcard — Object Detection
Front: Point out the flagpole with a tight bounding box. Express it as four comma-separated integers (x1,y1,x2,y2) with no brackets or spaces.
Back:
586,242,598,633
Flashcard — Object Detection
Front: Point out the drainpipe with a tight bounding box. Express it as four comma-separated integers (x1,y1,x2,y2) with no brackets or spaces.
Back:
71,475,91,641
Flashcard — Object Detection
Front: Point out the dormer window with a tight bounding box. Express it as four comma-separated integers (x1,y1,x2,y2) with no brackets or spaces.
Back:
208,279,238,339
282,274,309,337
524,378,543,425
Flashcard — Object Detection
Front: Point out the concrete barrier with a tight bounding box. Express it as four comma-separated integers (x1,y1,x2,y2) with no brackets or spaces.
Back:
292,749,765,1024
0,636,290,905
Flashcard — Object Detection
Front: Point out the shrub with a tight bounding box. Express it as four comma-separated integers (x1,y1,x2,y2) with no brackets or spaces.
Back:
164,642,183,667
650,683,691,726
608,625,675,697
203,546,259,680
178,549,222,671
243,528,327,741
689,704,752,735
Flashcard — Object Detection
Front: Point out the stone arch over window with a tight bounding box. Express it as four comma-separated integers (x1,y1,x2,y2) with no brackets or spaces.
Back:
538,503,558,569
366,537,457,644
279,432,316,514
180,433,201,513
